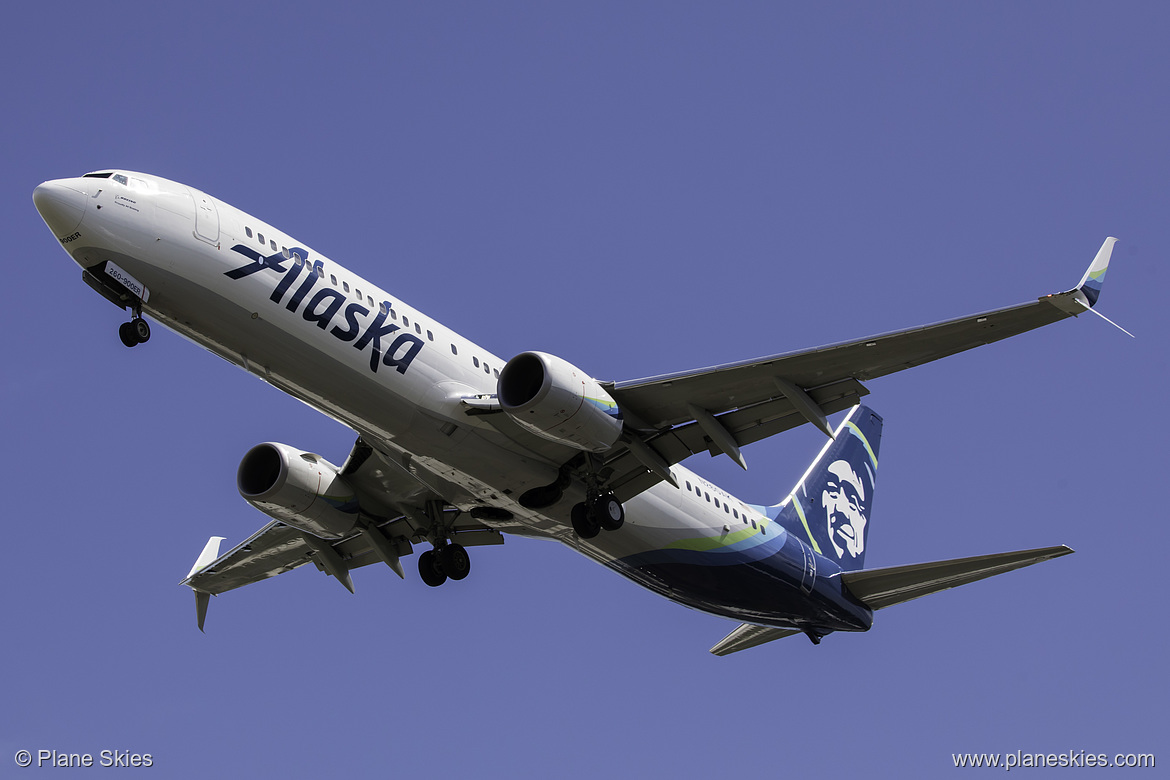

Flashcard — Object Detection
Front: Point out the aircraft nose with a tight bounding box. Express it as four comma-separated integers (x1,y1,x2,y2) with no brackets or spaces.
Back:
33,179,87,237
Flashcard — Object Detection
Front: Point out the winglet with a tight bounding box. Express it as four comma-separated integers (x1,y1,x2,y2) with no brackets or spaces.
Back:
186,535,226,580
1073,237,1117,308
1070,237,1133,336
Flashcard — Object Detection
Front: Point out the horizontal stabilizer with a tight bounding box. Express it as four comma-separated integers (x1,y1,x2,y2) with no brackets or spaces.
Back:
841,545,1073,610
709,623,802,656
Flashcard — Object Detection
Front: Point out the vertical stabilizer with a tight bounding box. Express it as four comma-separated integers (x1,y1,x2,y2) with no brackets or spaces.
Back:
769,406,882,571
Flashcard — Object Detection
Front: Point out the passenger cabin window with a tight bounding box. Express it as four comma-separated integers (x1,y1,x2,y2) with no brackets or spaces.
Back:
451,344,458,355
258,233,265,245
343,282,350,293
330,274,338,286
270,240,278,251
473,357,480,368
427,330,434,341
379,303,389,316
245,227,253,238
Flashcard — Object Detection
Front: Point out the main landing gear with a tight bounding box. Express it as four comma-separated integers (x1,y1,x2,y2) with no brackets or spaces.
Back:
418,542,471,587
118,316,150,348
571,490,625,539
415,500,473,588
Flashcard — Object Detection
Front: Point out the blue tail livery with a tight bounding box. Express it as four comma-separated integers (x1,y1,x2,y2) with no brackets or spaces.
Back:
770,406,882,572
712,406,1073,655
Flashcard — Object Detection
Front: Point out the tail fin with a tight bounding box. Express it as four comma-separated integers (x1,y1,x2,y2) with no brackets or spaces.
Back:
769,405,882,571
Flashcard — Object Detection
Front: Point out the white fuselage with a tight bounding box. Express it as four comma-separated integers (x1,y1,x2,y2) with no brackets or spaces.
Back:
35,170,854,630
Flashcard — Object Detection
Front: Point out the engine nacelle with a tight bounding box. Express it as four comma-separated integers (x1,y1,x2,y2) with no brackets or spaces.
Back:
498,351,623,452
237,442,360,539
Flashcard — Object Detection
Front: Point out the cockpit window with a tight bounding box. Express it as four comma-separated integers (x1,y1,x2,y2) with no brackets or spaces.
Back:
112,174,129,185
84,172,114,179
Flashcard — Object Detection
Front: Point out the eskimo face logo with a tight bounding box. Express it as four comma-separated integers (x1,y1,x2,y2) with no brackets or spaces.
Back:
821,459,868,559
225,245,423,375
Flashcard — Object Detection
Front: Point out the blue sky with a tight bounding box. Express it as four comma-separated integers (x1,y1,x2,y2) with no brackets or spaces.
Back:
3,2,1166,776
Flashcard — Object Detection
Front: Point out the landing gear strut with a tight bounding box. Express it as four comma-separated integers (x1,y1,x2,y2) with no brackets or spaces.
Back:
118,314,150,348
416,500,472,587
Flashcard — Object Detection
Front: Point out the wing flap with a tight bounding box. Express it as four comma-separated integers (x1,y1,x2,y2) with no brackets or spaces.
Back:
840,545,1074,611
606,378,867,501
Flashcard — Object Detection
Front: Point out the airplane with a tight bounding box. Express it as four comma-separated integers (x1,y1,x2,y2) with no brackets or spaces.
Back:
32,170,1120,655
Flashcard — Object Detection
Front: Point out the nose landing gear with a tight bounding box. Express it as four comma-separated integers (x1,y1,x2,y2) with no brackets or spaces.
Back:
118,316,151,347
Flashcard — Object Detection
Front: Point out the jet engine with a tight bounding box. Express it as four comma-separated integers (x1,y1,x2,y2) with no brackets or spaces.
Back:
237,442,360,539
498,351,623,452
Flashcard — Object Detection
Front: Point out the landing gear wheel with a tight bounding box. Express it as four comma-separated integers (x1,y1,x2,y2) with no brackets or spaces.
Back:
118,321,138,348
418,549,447,587
118,318,151,348
439,543,471,581
572,502,601,539
593,492,625,531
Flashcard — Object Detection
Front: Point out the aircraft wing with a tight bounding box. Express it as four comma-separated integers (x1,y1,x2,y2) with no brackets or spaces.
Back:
602,239,1119,500
180,514,425,597
180,437,504,629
